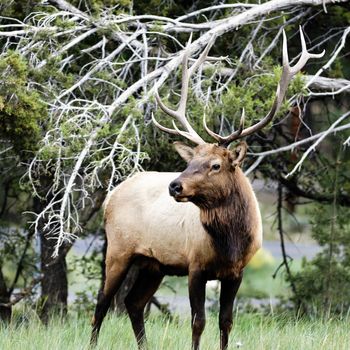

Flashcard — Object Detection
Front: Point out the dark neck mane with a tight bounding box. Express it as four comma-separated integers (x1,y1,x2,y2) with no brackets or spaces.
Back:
199,171,252,263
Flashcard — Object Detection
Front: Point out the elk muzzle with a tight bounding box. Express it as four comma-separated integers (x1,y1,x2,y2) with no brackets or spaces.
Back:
169,180,183,198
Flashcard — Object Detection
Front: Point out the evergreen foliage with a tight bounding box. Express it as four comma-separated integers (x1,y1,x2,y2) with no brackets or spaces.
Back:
0,52,47,153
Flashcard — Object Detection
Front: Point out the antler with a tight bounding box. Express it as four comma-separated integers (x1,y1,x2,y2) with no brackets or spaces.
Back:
204,26,325,148
152,35,214,145
203,108,246,147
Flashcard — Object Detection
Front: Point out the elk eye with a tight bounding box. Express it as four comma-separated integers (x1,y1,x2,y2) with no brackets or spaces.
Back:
212,164,221,171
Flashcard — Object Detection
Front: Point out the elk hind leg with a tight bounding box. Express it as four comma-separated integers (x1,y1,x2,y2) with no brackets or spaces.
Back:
124,268,164,349
90,258,131,346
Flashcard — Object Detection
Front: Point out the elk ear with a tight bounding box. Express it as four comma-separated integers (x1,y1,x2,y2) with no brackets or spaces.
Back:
174,142,195,163
230,141,247,167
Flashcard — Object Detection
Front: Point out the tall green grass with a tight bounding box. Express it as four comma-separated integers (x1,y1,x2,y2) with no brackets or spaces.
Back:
1,310,349,350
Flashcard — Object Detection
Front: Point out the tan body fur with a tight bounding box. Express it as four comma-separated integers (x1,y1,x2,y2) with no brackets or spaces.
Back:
104,169,262,279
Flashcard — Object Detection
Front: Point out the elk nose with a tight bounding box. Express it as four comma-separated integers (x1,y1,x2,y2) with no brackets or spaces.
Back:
169,180,183,196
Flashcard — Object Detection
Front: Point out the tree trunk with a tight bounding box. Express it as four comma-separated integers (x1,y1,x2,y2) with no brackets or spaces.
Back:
0,268,11,323
39,232,68,323
33,195,69,323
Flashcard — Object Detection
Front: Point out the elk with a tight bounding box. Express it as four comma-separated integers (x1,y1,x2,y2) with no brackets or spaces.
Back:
91,29,323,350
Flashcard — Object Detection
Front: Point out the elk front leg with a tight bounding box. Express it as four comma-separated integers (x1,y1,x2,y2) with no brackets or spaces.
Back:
188,270,207,350
219,273,243,350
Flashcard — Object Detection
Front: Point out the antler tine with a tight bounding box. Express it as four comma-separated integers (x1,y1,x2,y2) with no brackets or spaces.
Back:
188,35,215,76
289,27,325,75
151,112,179,136
203,109,245,147
152,112,205,145
153,36,216,145
153,35,194,127
203,112,221,143
208,27,325,147
178,35,216,116
171,120,207,145
177,34,192,116
155,90,181,120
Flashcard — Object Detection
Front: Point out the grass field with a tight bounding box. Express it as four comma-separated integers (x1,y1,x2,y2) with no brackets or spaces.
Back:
1,310,350,350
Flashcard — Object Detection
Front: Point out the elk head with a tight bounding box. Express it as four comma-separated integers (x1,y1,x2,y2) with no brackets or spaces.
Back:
153,28,324,207
168,142,247,207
